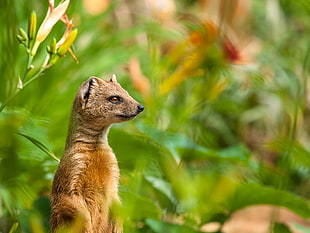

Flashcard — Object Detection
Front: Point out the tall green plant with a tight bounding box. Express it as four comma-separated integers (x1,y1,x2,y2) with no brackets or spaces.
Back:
0,0,78,113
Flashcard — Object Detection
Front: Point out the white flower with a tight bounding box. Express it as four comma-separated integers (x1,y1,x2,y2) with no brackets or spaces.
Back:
36,0,70,43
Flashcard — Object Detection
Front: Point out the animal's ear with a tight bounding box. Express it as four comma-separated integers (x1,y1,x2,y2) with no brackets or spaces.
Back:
110,74,118,83
79,77,98,109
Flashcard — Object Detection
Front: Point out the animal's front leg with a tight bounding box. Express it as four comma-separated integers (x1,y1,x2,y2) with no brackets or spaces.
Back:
111,196,123,233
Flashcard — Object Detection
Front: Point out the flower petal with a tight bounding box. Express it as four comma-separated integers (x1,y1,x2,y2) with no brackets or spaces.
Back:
36,0,70,43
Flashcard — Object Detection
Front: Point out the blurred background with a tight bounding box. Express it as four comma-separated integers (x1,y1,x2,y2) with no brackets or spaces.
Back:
1,0,310,232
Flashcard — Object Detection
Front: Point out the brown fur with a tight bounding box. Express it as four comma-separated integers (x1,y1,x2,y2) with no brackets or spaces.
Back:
50,75,144,233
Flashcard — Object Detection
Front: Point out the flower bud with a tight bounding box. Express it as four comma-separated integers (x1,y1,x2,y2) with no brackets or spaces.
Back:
17,28,28,47
28,11,37,41
49,55,60,66
47,38,57,54
50,38,57,54
57,28,78,56
16,35,26,44
18,76,23,89
46,45,51,54
18,28,28,41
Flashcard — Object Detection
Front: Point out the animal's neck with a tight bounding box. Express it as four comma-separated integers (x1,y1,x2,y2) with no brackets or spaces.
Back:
65,115,111,152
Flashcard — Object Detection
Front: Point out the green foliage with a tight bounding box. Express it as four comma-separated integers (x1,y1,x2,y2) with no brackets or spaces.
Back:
228,183,310,218
18,133,59,162
1,0,310,232
294,223,310,233
273,223,292,233
145,219,203,233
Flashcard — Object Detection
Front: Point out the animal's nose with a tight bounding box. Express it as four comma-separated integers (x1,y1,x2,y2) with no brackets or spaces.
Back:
137,105,144,112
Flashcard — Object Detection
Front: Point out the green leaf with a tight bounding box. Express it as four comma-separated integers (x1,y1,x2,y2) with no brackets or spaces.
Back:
137,123,251,162
0,182,35,214
18,133,59,162
267,137,310,169
293,223,310,233
228,183,310,218
8,222,19,233
145,219,203,233
137,123,201,162
217,144,251,161
109,128,159,170
145,175,177,204
0,186,14,214
273,223,292,233
121,191,161,221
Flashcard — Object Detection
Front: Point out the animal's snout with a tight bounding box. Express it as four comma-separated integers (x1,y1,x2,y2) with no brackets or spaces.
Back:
137,104,144,112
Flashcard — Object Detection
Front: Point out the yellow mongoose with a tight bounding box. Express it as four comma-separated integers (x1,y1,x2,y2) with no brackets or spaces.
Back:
50,75,144,233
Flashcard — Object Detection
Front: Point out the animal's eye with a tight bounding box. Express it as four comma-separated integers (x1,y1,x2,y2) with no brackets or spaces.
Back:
108,96,123,104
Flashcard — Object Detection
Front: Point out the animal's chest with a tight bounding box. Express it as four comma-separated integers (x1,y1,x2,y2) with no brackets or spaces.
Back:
81,150,119,197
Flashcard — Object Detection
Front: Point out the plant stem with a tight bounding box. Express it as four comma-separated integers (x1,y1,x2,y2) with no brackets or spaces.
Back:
0,67,45,113
21,53,34,82
0,90,21,113
0,52,53,113
23,68,44,87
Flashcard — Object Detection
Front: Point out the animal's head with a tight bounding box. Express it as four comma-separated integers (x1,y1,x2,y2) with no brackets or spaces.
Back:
74,75,144,126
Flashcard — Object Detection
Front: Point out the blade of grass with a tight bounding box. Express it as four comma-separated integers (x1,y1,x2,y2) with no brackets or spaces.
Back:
8,222,19,233
18,132,59,162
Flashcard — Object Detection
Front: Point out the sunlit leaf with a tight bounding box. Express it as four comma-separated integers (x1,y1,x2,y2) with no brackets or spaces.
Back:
227,183,310,218
18,133,60,162
0,186,14,214
121,191,161,221
145,218,203,233
217,144,251,161
267,137,310,169
137,123,251,162
8,222,19,233
145,175,177,204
